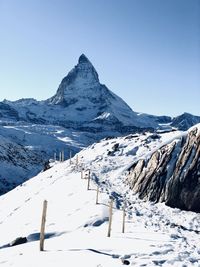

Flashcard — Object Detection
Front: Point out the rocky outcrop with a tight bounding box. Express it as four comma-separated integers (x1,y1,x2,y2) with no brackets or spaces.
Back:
0,135,45,195
127,126,200,212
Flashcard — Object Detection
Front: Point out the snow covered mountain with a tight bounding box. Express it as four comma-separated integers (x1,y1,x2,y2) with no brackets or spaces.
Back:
0,126,200,266
1,54,200,265
3,54,162,132
1,54,200,196
171,112,200,131
0,54,161,194
2,54,200,132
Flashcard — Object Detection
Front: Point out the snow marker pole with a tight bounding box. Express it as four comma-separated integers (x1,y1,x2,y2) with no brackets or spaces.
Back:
40,200,48,251
107,198,113,237
69,150,72,165
76,155,79,166
87,170,91,190
81,168,83,179
96,186,99,204
122,204,126,233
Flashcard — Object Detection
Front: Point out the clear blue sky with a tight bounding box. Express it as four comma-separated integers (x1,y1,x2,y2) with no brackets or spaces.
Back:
0,0,199,117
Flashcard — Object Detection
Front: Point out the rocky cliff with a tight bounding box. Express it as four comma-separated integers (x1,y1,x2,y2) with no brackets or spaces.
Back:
126,125,200,212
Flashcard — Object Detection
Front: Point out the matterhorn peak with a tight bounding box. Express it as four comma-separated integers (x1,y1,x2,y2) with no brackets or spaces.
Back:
75,53,98,80
48,54,100,105
46,54,144,128
78,54,91,64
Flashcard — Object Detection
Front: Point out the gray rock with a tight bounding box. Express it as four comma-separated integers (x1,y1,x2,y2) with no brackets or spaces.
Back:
127,127,200,212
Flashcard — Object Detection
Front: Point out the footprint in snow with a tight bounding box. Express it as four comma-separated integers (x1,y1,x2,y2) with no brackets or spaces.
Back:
151,248,173,255
75,208,81,212
152,260,166,265
48,223,55,226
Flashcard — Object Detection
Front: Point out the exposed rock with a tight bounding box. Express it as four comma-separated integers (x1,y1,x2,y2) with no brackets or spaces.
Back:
127,126,200,212
43,160,51,172
10,237,27,246
121,259,130,265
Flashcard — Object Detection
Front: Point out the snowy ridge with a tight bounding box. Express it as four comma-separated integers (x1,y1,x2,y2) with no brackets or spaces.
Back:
0,126,200,266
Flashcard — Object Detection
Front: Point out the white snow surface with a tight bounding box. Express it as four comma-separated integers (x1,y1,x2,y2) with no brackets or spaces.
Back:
0,129,200,266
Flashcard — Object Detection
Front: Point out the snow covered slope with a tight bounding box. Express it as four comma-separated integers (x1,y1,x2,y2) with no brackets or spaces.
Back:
0,123,101,194
0,129,200,266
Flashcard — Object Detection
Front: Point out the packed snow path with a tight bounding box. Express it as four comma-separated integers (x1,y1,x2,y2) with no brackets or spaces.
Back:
0,143,200,266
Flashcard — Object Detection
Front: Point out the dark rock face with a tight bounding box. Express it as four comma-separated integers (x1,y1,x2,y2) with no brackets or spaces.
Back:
0,102,19,120
127,127,200,212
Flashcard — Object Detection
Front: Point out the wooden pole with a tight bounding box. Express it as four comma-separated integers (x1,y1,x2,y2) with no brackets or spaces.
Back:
76,155,79,166
122,204,126,233
69,150,72,165
107,198,113,237
62,150,64,162
87,170,91,190
96,186,99,204
59,152,62,162
40,200,48,251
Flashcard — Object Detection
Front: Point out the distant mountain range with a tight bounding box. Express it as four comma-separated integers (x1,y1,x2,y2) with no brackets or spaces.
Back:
0,54,200,194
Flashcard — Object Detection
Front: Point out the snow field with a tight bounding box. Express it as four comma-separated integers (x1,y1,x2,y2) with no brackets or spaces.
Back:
0,131,200,266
